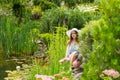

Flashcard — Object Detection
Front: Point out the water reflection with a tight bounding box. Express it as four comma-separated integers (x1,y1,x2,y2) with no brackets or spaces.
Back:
0,58,16,80
0,53,32,80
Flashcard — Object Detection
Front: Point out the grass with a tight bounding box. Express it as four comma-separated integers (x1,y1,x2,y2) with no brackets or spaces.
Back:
28,27,73,80
0,15,39,57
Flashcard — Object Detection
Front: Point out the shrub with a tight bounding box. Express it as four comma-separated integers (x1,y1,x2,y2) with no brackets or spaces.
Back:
33,0,57,11
78,1,120,79
80,17,120,79
51,0,94,8
79,21,93,63
39,6,102,33
80,0,120,78
39,8,85,33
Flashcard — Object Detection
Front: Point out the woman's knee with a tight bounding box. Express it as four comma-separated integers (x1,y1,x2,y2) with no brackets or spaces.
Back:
71,52,77,58
70,51,78,63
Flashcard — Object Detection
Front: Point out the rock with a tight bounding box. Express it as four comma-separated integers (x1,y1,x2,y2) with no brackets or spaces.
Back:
34,40,47,58
34,51,45,58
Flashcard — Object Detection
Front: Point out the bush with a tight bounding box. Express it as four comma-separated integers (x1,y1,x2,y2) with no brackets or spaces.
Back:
33,0,57,11
39,6,102,33
51,0,94,8
39,8,85,33
80,17,120,79
79,22,93,63
79,0,120,78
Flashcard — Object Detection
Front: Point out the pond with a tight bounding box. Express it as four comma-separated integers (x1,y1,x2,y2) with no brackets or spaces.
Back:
0,52,32,80
0,40,47,80
0,58,16,80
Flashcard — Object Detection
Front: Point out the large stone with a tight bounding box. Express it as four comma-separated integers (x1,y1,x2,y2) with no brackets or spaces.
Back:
34,40,47,58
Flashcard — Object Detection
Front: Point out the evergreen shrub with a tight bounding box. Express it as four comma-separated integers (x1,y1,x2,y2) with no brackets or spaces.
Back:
80,0,120,79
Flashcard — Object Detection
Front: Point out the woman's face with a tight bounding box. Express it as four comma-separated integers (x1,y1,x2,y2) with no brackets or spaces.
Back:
71,30,78,39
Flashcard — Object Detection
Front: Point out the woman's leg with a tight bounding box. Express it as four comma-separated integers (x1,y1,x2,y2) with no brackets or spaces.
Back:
59,51,78,63
70,51,78,64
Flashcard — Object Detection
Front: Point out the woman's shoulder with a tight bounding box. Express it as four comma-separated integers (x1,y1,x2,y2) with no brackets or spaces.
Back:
67,40,71,45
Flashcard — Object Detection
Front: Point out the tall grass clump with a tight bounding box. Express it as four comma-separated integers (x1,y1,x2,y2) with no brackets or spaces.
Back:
28,27,72,80
0,15,39,57
48,27,69,74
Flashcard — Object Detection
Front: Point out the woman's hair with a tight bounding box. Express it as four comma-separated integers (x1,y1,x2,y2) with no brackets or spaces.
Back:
67,30,79,45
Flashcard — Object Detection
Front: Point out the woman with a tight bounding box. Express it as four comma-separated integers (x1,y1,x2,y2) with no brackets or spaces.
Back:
59,28,80,64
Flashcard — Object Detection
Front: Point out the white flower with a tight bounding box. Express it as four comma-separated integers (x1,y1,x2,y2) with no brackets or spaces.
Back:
16,66,21,71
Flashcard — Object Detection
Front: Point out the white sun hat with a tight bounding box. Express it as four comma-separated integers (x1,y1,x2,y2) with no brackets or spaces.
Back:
66,28,80,37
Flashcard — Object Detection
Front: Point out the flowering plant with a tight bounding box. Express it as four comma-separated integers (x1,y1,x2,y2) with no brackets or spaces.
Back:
35,74,54,80
100,69,120,80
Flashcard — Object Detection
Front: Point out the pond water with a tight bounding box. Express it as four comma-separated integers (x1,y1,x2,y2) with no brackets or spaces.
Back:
0,53,32,80
0,57,16,80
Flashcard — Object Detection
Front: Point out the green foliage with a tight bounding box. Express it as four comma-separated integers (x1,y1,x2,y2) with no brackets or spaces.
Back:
33,0,57,11
2,0,120,80
0,1,102,33
100,0,120,26
67,9,85,29
48,27,69,74
80,0,120,78
0,0,31,25
0,0,30,5
79,22,93,63
80,19,120,80
28,27,72,80
51,0,94,8
65,0,94,7
39,6,102,33
50,0,61,6
38,33,53,47
82,10,102,22
0,15,39,56
64,0,81,8
39,8,85,33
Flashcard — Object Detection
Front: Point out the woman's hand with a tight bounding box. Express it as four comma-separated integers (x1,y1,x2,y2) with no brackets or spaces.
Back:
59,58,70,63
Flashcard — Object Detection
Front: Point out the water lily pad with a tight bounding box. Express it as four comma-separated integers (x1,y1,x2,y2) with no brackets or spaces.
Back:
5,70,12,73
16,61,23,64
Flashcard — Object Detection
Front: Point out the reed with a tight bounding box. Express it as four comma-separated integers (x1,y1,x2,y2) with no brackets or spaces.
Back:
0,15,39,57
29,27,72,80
